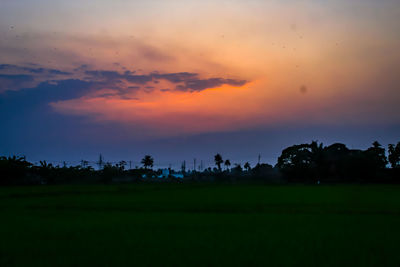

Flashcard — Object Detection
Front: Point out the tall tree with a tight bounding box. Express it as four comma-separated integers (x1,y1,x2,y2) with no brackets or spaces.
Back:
365,141,387,169
214,154,223,171
141,155,154,170
224,159,231,170
277,143,318,182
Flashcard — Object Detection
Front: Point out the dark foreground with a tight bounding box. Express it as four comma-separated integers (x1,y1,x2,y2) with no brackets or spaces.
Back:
1,184,400,266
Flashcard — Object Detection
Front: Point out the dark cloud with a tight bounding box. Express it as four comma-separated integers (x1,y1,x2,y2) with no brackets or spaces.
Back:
0,73,34,81
48,69,72,75
176,78,248,92
84,70,122,80
83,70,247,92
1,79,94,103
0,74,34,91
151,72,247,92
0,64,43,74
84,70,152,84
0,64,248,97
125,74,153,84
0,64,71,75
152,72,198,83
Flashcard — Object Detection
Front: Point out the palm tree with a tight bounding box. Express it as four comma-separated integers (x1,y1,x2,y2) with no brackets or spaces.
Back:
224,159,231,171
214,154,223,171
141,155,154,170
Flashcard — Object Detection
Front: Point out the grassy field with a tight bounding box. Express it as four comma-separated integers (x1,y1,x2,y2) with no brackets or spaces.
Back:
0,184,400,266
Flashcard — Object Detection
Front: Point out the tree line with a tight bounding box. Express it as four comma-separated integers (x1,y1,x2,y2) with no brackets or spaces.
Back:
1,141,399,185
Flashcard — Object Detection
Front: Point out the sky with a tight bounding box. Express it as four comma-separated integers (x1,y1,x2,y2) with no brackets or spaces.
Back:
0,0,399,169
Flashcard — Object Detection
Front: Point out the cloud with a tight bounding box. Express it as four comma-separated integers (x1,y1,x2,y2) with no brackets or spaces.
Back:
152,72,198,83
0,64,250,131
48,69,72,75
0,64,72,75
73,64,90,72
84,70,152,84
0,64,75,92
82,69,248,92
0,74,35,92
176,78,248,92
0,79,94,104
0,63,249,96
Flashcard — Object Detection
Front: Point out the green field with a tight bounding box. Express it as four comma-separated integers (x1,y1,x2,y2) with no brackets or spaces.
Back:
1,184,400,266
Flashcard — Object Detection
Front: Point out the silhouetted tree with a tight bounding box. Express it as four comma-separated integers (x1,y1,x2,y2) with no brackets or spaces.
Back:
365,141,387,169
232,164,242,173
141,155,154,170
251,163,275,180
310,141,324,179
388,142,400,168
244,162,251,172
321,143,350,181
117,160,127,171
277,143,318,182
1,139,398,186
224,159,231,170
0,155,32,185
214,154,223,171
101,162,122,182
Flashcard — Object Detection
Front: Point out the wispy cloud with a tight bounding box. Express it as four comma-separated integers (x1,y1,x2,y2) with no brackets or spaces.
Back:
0,63,249,96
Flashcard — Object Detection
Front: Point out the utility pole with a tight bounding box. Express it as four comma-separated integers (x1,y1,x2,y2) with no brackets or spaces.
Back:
193,158,196,172
258,154,261,165
181,160,186,173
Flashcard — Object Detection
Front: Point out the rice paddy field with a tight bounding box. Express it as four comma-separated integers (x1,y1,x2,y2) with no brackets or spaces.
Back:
1,184,400,266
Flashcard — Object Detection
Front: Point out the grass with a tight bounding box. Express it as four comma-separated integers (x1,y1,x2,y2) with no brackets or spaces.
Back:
0,184,400,266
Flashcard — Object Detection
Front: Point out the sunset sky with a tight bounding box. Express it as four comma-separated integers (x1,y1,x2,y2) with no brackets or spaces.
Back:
1,0,399,168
